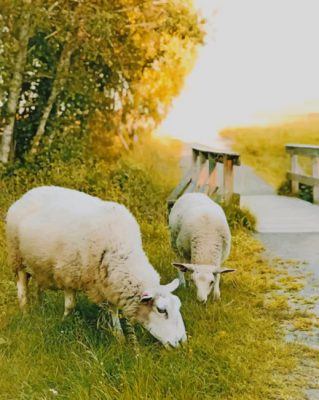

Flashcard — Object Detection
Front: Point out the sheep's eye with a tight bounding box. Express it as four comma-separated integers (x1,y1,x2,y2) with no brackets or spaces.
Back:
156,306,167,315
209,280,214,286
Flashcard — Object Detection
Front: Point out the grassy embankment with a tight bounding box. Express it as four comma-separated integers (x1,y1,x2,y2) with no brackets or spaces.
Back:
221,117,319,189
0,138,315,399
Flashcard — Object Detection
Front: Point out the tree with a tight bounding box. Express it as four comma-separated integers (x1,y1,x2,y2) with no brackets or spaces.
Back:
0,0,204,163
0,0,31,163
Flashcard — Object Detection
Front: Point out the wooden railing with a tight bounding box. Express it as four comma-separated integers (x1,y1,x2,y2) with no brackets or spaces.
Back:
286,144,319,204
167,145,240,210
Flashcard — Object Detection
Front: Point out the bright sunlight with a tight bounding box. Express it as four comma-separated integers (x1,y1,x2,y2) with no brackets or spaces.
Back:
158,0,319,145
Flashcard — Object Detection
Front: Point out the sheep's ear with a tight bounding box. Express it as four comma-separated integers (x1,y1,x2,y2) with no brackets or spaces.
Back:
140,291,153,304
220,268,236,274
164,278,180,293
172,262,194,272
211,266,236,274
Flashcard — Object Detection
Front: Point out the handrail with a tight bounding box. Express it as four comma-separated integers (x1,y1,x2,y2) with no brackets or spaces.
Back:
167,145,240,209
285,143,319,204
286,143,319,157
192,145,241,164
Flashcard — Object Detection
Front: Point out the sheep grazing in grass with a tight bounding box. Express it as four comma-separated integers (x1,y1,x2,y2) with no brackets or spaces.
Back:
6,186,186,348
169,193,235,303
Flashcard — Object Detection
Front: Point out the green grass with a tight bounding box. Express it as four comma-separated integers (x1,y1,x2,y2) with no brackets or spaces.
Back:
221,116,319,188
0,138,315,399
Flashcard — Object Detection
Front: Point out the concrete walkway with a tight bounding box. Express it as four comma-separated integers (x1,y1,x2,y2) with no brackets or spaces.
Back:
235,165,319,281
235,164,319,399
241,194,319,233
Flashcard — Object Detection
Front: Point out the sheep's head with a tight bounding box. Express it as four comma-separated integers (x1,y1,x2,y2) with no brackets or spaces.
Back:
173,263,235,303
135,278,186,348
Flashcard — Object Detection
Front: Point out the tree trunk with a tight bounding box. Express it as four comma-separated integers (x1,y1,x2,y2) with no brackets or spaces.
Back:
30,43,74,155
0,1,31,164
118,130,130,151
118,111,129,151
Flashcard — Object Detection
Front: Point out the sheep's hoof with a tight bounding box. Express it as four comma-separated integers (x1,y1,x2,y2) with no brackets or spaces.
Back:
62,311,73,321
20,304,30,315
213,293,221,302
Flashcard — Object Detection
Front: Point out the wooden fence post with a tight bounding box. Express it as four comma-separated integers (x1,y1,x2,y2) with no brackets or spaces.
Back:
196,152,208,191
223,156,234,204
312,156,319,204
208,155,217,195
187,149,199,193
291,154,300,194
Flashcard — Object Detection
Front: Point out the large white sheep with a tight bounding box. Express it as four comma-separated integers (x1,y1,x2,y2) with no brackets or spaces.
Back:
6,186,186,348
169,193,235,303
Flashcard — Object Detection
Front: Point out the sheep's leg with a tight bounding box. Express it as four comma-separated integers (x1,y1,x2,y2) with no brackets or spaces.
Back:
17,270,29,312
36,285,44,304
121,317,139,353
213,273,221,301
109,305,124,340
178,270,186,288
9,240,29,311
63,289,76,318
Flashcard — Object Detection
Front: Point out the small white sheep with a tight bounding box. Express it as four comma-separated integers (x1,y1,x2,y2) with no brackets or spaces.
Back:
6,186,186,348
169,193,235,303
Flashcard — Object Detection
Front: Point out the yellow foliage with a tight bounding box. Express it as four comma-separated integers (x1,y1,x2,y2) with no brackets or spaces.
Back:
265,295,289,311
221,116,319,187
293,316,319,331
278,276,305,292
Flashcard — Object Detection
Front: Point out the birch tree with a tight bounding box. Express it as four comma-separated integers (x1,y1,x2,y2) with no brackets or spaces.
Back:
0,0,31,163
30,40,74,154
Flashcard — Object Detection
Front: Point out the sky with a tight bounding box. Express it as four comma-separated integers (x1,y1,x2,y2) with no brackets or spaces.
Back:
157,0,319,145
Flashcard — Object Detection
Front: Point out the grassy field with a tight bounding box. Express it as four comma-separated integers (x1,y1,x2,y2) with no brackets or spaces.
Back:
221,116,319,188
0,138,315,399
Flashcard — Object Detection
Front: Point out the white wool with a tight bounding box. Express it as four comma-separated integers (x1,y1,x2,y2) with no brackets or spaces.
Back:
6,186,160,318
169,193,231,266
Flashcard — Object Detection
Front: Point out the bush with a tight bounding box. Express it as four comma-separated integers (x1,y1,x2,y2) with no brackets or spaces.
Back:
278,180,314,203
222,202,256,232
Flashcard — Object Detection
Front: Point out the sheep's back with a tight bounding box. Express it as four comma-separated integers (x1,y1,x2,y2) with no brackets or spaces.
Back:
169,193,230,263
6,187,142,289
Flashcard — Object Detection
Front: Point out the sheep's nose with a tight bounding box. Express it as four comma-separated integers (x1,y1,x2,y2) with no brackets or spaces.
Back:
165,333,187,349
198,296,207,303
172,338,181,348
164,341,178,349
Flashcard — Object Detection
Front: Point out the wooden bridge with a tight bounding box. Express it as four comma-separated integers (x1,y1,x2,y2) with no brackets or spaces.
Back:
241,143,319,233
167,145,240,210
168,143,319,233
